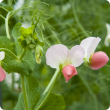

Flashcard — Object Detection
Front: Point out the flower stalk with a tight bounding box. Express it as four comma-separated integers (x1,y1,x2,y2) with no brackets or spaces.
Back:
35,69,60,110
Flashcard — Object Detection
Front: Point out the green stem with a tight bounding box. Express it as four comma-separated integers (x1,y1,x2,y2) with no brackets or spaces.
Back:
35,69,60,110
21,75,29,110
5,12,11,39
0,14,5,20
19,48,27,60
78,74,98,110
0,6,9,12
0,48,18,59
43,69,60,94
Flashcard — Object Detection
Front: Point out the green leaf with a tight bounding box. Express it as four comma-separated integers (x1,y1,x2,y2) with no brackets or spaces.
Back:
0,36,17,60
14,92,25,110
9,25,34,76
12,23,23,56
0,36,14,52
3,49,35,76
12,23,22,40
27,75,40,110
14,75,40,110
35,93,65,110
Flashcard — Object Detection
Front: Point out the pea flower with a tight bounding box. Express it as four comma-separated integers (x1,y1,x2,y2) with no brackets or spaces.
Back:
0,0,3,3
107,107,110,110
46,44,85,82
0,106,3,110
104,23,110,47
80,37,109,70
0,51,6,82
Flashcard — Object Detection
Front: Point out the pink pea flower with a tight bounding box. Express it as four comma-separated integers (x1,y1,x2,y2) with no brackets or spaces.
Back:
80,37,109,70
0,51,6,82
46,44,85,82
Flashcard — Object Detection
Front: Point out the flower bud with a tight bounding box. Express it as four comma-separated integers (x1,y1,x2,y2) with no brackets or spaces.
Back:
62,65,78,82
0,66,6,82
35,45,43,64
89,51,109,70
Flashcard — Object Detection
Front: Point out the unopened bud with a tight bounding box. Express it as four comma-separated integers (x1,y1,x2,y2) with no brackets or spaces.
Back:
89,51,109,70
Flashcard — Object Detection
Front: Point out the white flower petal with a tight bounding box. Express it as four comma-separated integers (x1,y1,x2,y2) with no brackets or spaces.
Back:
88,37,101,58
106,23,110,35
104,35,110,47
80,37,101,59
0,0,3,3
46,44,69,69
80,37,95,57
70,45,85,67
0,51,5,61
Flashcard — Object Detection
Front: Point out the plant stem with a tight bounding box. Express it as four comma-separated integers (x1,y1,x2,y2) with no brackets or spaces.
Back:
43,69,60,94
0,14,5,20
35,69,60,110
19,48,27,60
5,12,11,39
21,75,29,110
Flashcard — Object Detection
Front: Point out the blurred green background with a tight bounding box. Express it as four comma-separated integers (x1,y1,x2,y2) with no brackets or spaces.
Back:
1,0,110,110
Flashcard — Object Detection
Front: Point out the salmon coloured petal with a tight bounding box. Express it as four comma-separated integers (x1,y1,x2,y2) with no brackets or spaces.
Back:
89,51,109,70
62,65,78,82
0,66,6,82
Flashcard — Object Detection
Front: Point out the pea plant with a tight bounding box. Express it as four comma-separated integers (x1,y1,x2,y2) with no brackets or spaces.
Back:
0,0,109,110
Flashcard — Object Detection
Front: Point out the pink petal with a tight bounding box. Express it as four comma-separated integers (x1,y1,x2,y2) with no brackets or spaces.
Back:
62,65,78,82
90,51,109,70
0,66,6,82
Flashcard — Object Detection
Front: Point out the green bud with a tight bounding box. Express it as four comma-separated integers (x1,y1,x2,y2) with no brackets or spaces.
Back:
18,36,24,42
33,32,44,46
35,45,43,64
20,25,34,37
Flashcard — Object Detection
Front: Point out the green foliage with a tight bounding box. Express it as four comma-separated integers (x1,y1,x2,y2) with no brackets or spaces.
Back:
14,75,65,110
27,75,40,110
12,23,22,40
14,92,24,110
3,49,35,76
5,23,35,76
14,75,40,110
1,0,110,110
39,93,65,110
12,23,23,56
0,37,13,52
